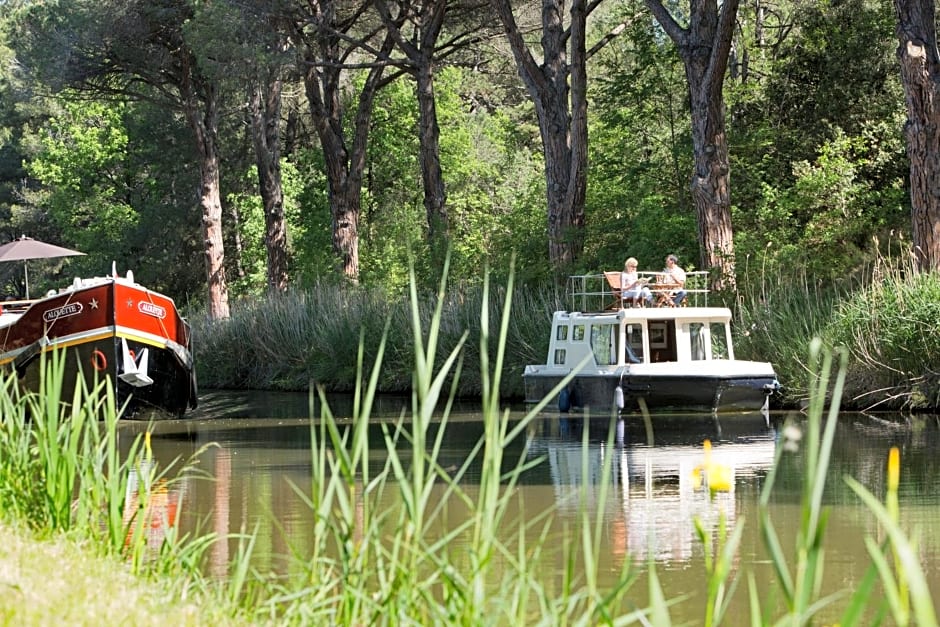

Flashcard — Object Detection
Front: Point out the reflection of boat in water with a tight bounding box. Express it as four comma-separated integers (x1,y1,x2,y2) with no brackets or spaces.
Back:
523,274,780,414
529,412,777,562
123,459,186,553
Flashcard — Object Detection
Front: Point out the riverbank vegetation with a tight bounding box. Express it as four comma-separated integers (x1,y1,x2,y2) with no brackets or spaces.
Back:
1,273,937,624
3,1,938,408
193,250,940,412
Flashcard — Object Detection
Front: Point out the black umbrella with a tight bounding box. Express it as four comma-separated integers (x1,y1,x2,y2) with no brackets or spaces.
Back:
0,236,86,298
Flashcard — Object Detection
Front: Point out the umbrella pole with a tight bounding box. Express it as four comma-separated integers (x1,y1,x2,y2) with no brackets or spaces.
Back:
24,261,28,299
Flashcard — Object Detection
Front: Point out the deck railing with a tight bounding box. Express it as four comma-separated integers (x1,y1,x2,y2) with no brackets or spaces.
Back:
564,271,710,312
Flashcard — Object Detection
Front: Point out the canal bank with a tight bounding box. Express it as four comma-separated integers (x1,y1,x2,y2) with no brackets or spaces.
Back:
0,523,245,626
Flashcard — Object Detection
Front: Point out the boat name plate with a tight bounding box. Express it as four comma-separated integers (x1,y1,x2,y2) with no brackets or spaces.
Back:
43,302,83,322
138,301,166,319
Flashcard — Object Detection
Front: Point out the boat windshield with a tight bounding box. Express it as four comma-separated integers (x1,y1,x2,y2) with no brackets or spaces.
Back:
711,322,729,359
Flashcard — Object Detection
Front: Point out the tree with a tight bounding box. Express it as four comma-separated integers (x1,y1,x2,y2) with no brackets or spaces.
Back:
373,0,491,269
375,0,449,261
249,73,290,293
894,0,940,272
644,0,740,290
184,0,293,294
287,0,396,283
586,5,697,269
224,0,293,293
490,0,593,276
14,0,232,318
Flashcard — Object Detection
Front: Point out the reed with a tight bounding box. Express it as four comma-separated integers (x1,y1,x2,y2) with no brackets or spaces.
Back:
191,280,561,399
255,261,650,623
0,351,242,616
734,266,847,407
736,247,940,411
825,251,940,410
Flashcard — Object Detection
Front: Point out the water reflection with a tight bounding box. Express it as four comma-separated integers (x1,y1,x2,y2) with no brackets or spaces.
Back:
528,412,775,562
123,459,186,555
115,391,940,622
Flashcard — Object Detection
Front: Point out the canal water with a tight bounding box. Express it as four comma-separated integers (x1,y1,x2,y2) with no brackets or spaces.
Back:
117,390,940,622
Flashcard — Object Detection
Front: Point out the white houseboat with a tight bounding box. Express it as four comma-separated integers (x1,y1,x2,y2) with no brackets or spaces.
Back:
523,273,779,414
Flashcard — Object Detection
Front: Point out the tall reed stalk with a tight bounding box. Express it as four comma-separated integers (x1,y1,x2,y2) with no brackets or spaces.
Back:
260,260,649,624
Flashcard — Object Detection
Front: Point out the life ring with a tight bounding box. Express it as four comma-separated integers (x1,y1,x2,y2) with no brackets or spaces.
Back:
90,349,108,372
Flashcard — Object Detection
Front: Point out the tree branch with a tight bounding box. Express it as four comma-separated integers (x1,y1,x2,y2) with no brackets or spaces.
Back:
643,0,686,46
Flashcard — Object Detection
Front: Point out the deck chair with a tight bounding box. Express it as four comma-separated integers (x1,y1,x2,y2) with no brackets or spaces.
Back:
603,272,624,309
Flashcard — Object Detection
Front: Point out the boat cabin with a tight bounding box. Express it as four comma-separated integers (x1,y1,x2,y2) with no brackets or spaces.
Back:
545,307,735,371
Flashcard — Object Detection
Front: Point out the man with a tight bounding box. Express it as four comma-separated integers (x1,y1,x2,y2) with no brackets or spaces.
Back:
662,254,687,306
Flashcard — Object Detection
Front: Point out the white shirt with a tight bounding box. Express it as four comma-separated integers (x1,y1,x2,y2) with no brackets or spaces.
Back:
663,265,686,286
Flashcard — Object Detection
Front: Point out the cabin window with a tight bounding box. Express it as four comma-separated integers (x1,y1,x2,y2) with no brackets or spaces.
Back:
556,325,568,341
590,324,618,366
554,349,567,364
572,324,585,341
625,323,644,363
649,322,668,349
710,323,729,359
689,322,706,361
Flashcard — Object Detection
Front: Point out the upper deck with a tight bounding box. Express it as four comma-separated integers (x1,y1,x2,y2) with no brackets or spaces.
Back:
564,271,710,313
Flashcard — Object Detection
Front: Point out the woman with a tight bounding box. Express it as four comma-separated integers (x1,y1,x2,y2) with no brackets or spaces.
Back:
620,257,652,307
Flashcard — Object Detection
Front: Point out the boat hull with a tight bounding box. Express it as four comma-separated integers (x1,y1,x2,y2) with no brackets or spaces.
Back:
0,277,197,419
523,371,777,414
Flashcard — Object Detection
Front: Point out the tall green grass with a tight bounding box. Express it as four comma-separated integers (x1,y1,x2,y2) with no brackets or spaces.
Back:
0,350,233,612
256,262,645,623
736,247,940,411
825,252,940,410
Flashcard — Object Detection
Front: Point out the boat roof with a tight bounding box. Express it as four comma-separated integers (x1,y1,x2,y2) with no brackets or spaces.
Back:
555,306,732,322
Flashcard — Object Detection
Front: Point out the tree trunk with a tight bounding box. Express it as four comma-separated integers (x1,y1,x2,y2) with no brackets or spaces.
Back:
249,76,289,292
689,83,736,291
181,74,229,319
894,0,940,272
416,60,449,259
491,0,587,276
374,0,449,263
645,0,739,291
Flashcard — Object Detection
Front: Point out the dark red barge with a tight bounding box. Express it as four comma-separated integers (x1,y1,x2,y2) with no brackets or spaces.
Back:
0,269,197,418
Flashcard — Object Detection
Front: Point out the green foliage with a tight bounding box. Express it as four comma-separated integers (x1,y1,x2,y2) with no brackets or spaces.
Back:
287,146,340,289
735,125,907,280
826,259,940,410
358,76,425,291
730,0,908,284
226,159,305,298
586,3,698,273
735,249,940,411
26,100,139,257
17,95,204,299
340,69,547,292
